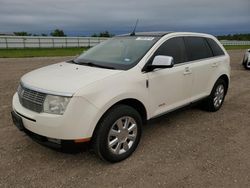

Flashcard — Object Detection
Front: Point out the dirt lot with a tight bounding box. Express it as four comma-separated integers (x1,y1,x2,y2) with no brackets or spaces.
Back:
0,50,250,187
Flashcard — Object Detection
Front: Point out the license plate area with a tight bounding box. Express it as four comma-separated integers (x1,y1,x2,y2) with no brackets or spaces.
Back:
11,111,25,131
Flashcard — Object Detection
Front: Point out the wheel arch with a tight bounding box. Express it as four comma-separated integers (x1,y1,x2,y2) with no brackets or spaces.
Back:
114,98,147,124
98,98,147,125
217,74,229,94
91,98,147,141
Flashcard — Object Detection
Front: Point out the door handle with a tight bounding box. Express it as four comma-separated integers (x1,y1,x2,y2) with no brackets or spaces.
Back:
212,62,219,67
183,67,192,75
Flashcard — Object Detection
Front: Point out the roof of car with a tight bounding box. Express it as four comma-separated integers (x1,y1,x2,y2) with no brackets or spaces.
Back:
117,32,217,39
118,31,172,37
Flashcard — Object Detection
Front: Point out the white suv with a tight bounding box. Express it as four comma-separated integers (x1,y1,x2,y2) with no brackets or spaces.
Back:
11,32,230,162
242,49,250,70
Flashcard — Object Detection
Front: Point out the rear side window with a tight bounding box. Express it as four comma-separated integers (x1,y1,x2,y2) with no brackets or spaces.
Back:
184,37,213,61
154,37,187,64
206,38,225,56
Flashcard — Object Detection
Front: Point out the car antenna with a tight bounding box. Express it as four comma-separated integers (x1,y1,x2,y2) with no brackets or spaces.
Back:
130,19,139,36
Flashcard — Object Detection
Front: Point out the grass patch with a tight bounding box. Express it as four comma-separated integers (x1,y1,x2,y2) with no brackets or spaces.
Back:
0,47,88,58
224,45,250,50
0,45,249,58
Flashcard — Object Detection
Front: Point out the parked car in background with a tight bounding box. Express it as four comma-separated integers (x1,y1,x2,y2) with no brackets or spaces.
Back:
242,49,250,70
11,32,230,162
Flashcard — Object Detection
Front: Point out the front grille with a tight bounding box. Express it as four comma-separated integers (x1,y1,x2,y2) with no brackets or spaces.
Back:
18,84,46,113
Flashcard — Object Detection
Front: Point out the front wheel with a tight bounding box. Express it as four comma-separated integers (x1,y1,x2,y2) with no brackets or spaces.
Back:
93,105,142,163
202,79,227,112
243,58,250,70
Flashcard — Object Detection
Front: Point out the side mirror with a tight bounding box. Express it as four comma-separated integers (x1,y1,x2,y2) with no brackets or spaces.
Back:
145,55,174,72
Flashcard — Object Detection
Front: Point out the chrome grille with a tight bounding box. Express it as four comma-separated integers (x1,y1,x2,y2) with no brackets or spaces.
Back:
18,84,46,113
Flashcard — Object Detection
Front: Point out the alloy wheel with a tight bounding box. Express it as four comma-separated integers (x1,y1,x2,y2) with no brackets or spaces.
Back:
213,84,225,108
108,116,137,155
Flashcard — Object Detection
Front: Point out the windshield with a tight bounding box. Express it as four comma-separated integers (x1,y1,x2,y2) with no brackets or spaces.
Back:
74,36,159,70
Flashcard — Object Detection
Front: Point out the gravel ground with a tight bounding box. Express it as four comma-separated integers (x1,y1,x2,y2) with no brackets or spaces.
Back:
0,50,250,188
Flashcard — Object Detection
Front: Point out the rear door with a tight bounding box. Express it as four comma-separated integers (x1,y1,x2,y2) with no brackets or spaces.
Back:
183,37,215,101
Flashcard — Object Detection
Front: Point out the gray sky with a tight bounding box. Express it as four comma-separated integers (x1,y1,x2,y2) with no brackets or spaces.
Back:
0,0,249,36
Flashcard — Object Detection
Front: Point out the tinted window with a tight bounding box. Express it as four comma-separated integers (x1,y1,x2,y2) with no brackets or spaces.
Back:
154,37,187,64
184,37,213,61
206,38,225,56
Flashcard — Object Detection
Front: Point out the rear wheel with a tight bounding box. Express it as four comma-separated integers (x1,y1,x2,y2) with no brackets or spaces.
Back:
243,59,250,70
93,105,142,163
242,54,250,70
202,79,227,112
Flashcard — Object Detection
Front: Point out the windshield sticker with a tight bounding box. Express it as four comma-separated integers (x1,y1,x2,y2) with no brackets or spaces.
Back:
136,37,155,41
124,58,131,62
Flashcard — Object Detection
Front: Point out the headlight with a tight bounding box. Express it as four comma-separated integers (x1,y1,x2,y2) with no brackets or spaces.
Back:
43,95,71,115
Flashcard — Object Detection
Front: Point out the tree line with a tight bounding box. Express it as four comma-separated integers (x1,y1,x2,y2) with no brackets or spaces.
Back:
13,29,66,37
7,29,250,40
11,29,113,37
217,33,250,41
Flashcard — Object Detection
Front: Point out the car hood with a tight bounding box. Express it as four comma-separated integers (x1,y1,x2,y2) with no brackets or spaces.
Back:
21,62,122,96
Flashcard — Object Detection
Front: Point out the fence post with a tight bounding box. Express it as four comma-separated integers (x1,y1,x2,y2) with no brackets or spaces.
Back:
23,38,26,48
5,37,8,48
52,38,55,48
38,37,41,48
65,37,67,48
88,38,90,47
78,37,80,48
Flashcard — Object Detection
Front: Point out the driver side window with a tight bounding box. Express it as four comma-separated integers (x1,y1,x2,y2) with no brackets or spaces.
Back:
154,37,187,64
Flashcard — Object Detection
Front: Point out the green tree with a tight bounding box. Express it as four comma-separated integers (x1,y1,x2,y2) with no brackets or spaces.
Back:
14,32,32,36
99,31,112,37
91,31,113,37
217,33,250,41
50,29,66,37
91,33,98,37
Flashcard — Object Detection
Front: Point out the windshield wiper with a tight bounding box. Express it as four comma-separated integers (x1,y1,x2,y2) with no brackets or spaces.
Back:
77,62,116,70
67,59,77,64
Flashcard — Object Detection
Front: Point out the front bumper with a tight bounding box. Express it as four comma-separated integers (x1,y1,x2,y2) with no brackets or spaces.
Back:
11,110,89,151
12,92,100,140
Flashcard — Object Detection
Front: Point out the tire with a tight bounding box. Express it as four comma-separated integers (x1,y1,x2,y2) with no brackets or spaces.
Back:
202,79,227,112
243,58,250,70
92,105,142,163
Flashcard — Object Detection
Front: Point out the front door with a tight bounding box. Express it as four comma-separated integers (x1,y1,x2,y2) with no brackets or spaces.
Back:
146,37,193,117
